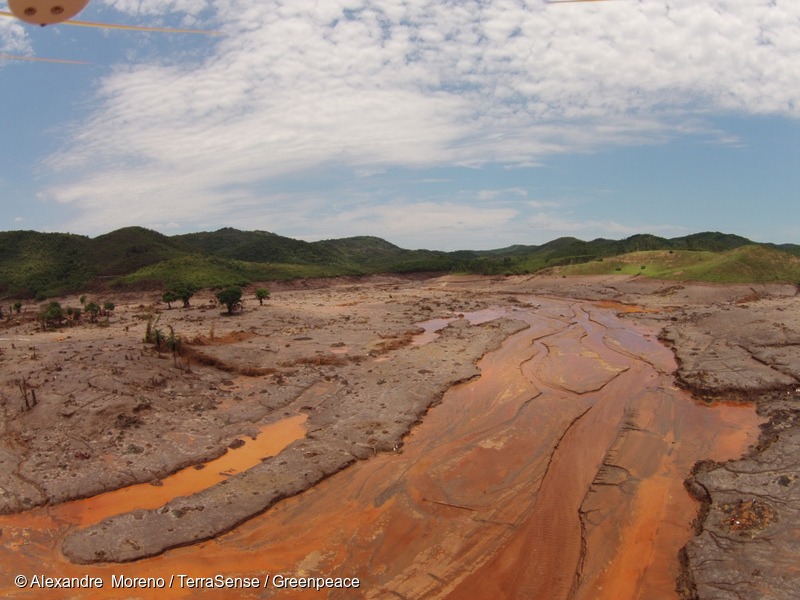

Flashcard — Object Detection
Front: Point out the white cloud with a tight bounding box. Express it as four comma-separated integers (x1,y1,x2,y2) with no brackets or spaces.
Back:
31,0,800,240
476,188,528,201
0,15,33,56
526,200,561,210
100,0,213,19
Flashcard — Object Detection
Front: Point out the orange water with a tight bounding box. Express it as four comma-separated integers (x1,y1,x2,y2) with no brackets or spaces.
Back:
0,415,307,598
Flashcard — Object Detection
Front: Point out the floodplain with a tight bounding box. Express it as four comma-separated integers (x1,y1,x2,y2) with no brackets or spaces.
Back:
1,273,798,599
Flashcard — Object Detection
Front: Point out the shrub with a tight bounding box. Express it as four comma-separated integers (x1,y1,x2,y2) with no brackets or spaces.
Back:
103,301,115,321
174,284,197,308
216,286,243,314
38,301,64,329
255,288,270,305
162,290,180,309
85,302,101,322
163,284,197,308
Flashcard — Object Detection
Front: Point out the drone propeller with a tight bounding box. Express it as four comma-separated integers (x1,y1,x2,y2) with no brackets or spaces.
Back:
0,10,220,34
0,52,89,64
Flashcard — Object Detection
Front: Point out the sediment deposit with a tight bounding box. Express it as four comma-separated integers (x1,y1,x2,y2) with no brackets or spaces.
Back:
1,274,797,599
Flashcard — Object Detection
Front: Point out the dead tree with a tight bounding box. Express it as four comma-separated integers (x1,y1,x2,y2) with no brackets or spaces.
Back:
18,378,37,412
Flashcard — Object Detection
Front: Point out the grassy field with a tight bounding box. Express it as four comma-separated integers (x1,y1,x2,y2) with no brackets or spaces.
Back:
556,245,800,283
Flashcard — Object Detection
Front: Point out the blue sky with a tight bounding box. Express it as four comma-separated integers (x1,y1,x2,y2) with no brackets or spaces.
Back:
1,0,798,250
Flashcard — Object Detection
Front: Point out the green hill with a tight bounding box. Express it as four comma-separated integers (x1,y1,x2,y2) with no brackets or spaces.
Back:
175,230,454,273
175,228,340,267
670,232,752,252
556,245,800,283
771,243,800,257
84,226,189,276
0,230,91,298
0,227,797,299
460,231,757,275
116,255,342,290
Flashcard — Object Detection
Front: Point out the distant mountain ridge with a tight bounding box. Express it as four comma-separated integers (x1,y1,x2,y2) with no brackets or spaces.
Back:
0,227,797,299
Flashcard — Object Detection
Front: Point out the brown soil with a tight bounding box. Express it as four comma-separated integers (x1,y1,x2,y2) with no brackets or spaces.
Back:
0,273,797,599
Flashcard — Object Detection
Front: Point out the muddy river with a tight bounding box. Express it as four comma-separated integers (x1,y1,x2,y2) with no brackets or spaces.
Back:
0,299,760,599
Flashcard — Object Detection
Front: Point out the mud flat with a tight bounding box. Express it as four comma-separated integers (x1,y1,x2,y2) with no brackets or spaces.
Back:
0,277,489,514
470,274,800,599
0,274,796,598
60,316,526,563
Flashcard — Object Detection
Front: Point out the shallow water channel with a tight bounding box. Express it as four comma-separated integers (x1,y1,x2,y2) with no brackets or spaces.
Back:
0,298,760,599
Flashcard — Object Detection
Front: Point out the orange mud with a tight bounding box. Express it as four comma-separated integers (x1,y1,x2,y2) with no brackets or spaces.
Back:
0,300,760,599
0,416,307,598
592,299,663,314
70,414,306,527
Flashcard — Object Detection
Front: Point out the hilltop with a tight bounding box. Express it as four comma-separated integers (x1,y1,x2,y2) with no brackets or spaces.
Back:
0,227,797,299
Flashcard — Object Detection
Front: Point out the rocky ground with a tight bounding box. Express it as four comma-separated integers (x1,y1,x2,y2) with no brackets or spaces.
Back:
661,302,800,600
1,273,798,597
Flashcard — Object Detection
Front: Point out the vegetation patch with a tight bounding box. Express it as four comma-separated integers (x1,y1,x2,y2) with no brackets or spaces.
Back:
556,246,800,283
